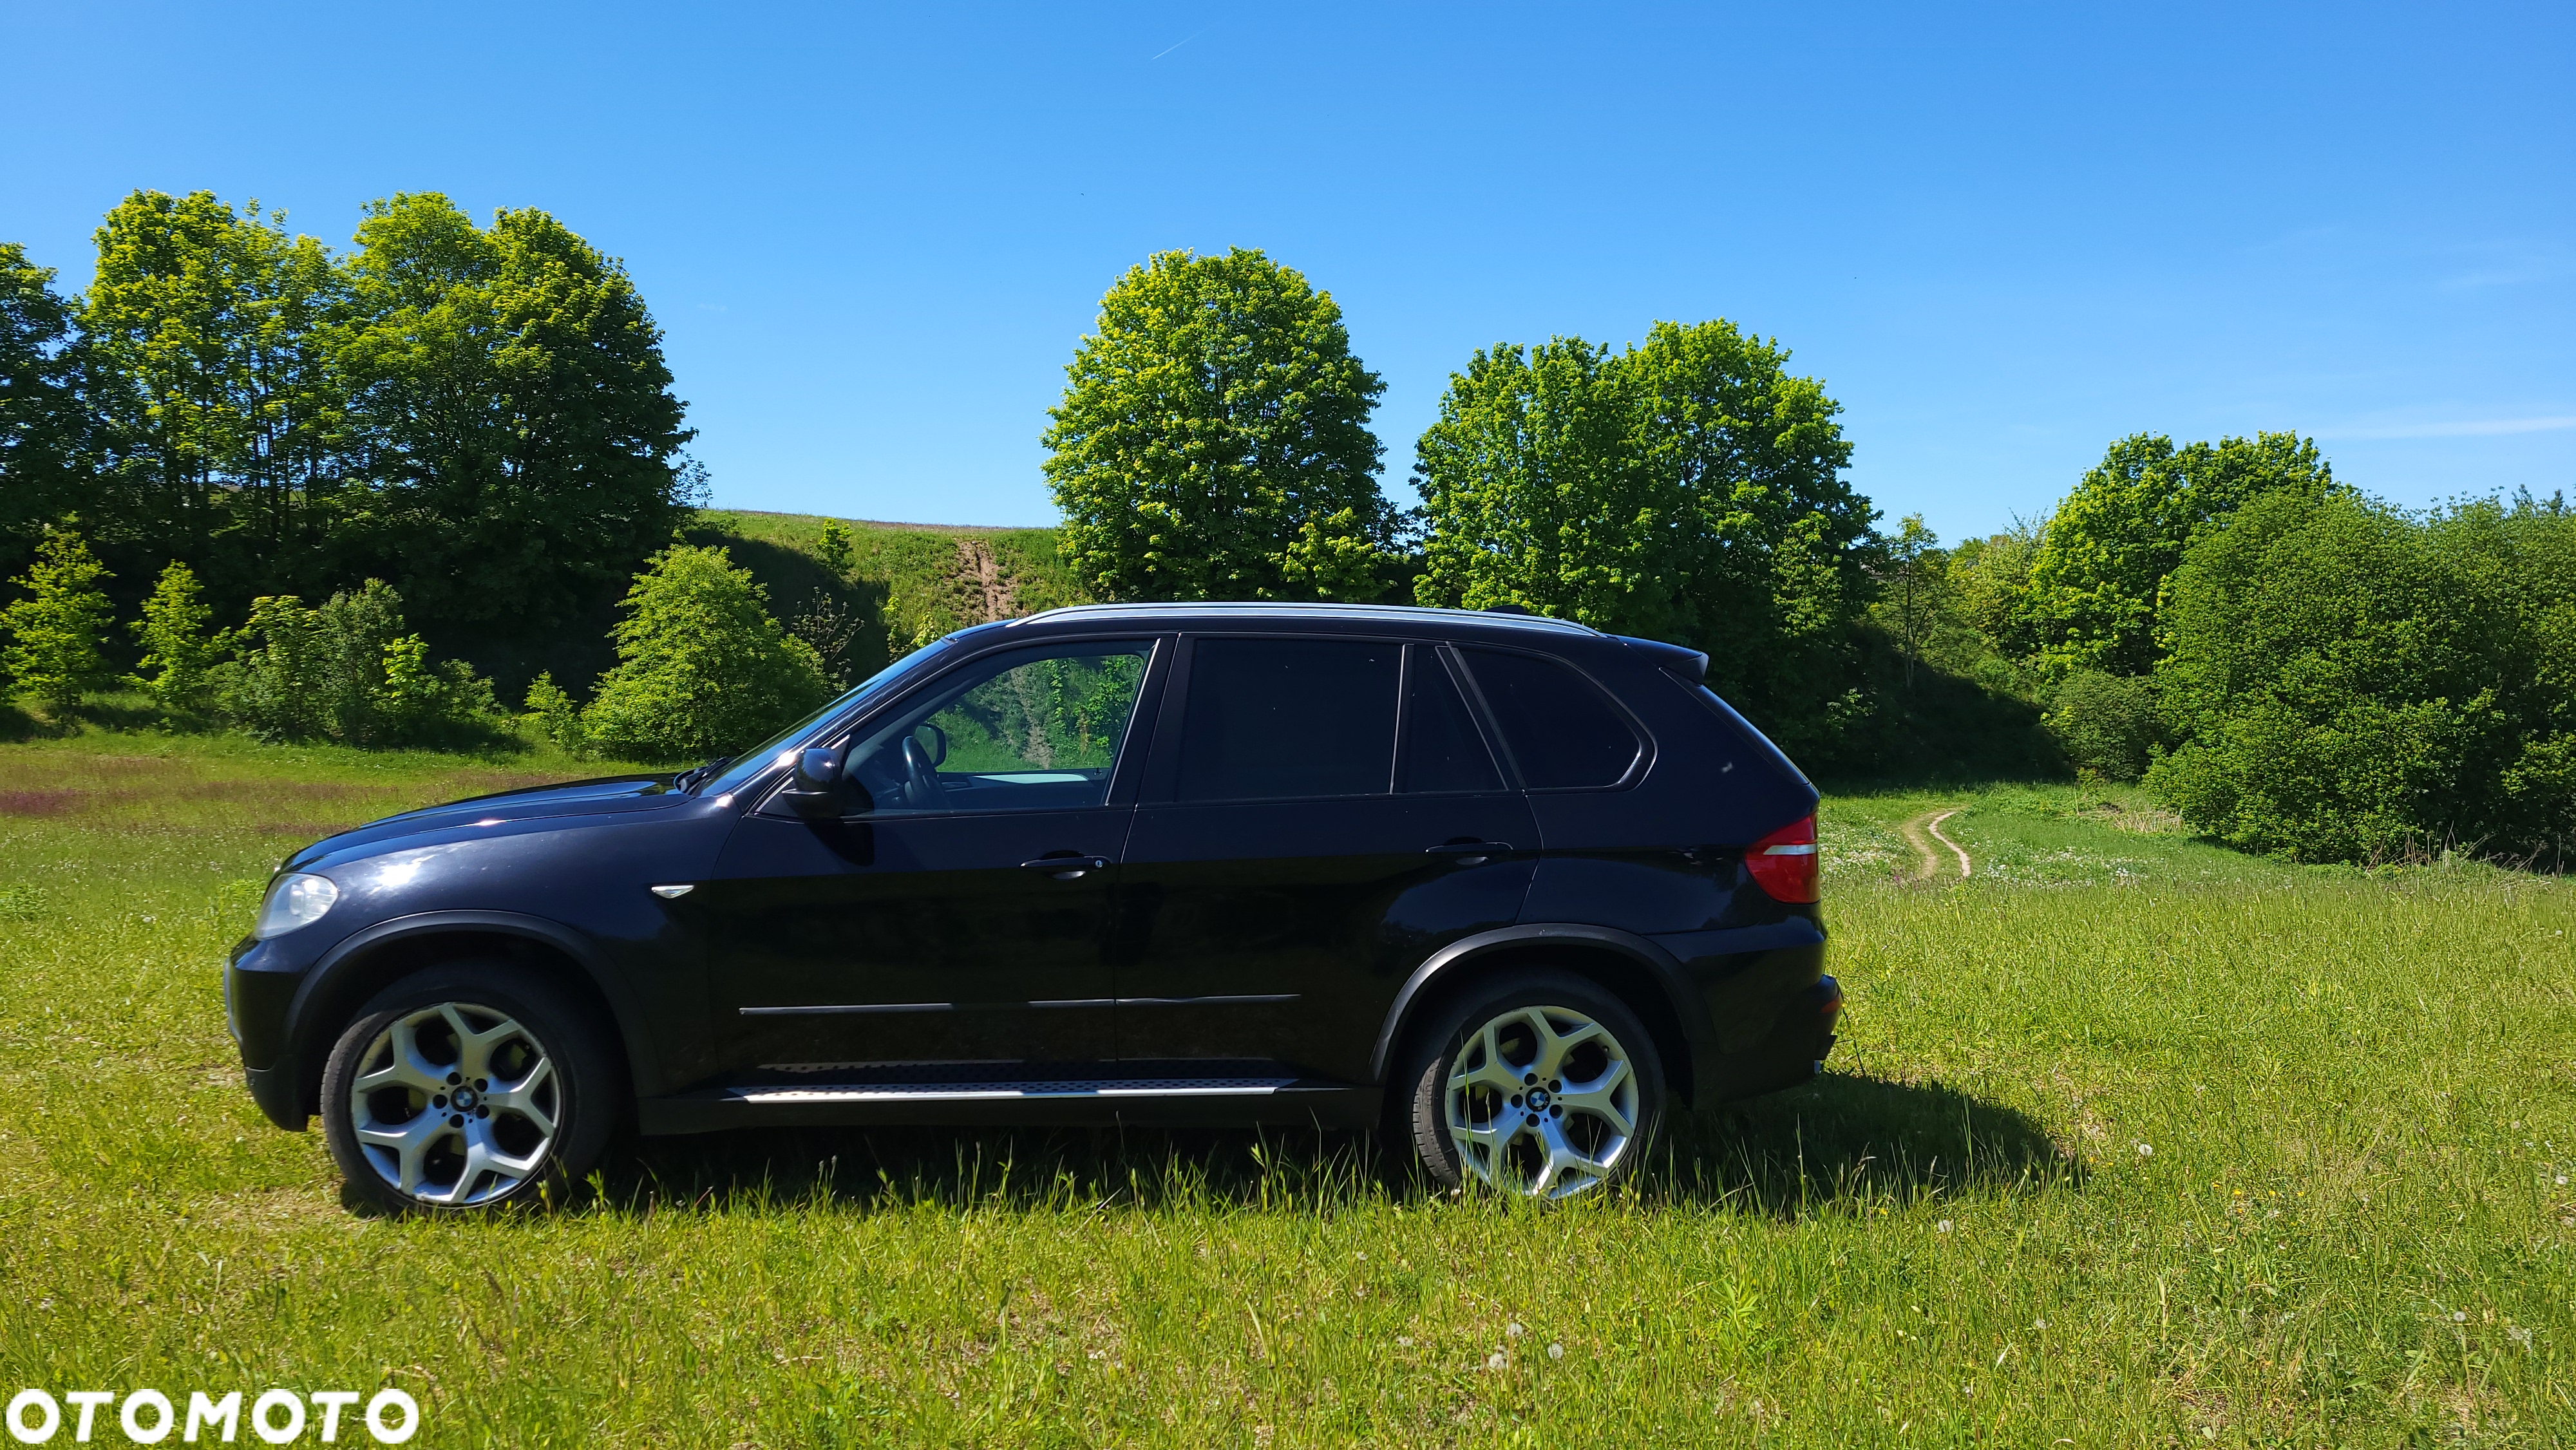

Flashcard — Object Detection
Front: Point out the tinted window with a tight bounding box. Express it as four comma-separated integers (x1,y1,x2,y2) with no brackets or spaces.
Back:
1399,648,1502,793
1459,648,1641,789
1177,638,1400,802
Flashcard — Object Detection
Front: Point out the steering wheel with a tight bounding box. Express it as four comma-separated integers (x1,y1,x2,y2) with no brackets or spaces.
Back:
900,734,949,811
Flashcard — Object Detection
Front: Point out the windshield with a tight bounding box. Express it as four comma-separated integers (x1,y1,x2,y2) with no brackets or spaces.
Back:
688,638,960,798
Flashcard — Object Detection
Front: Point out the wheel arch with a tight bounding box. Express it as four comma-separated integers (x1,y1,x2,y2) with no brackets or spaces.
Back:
1370,925,1716,1106
283,912,650,1120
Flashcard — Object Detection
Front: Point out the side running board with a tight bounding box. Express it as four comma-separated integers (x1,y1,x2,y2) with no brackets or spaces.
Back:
725,1077,1298,1104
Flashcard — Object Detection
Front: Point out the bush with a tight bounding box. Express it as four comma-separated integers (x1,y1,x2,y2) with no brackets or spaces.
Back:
579,543,833,762
2045,670,2163,782
218,579,498,746
522,671,586,752
2146,492,2575,862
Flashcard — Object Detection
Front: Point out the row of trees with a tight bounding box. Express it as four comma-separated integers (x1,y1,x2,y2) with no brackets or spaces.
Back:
1038,248,2570,861
1043,249,1879,758
0,527,496,746
9,211,2564,862
1,520,830,761
1868,438,2572,861
0,192,697,663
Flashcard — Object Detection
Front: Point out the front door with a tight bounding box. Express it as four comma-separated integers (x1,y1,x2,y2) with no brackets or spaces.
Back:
1115,637,1537,1083
702,638,1162,1078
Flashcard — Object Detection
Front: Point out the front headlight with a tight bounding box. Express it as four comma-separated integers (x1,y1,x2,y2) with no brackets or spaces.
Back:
254,872,339,939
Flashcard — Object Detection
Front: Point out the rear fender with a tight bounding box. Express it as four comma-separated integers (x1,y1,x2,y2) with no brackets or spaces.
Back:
1368,924,1721,1104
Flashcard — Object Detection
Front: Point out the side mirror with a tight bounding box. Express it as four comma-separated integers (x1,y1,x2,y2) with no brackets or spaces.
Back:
914,722,947,766
775,747,850,818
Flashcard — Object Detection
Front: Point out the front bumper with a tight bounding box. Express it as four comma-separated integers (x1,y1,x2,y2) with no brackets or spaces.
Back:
227,938,314,1131
244,1060,308,1132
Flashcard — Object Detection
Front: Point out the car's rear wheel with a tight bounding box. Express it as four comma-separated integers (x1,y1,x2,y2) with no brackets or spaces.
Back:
319,965,617,1215
1396,970,1665,1199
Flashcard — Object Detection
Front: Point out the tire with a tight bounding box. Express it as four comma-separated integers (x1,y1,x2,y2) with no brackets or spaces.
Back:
319,963,619,1215
1394,969,1665,1200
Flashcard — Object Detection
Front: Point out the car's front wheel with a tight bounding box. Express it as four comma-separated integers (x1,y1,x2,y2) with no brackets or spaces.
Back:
1396,970,1665,1199
319,965,617,1214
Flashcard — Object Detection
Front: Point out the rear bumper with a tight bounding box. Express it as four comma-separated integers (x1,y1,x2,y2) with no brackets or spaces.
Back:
1705,974,1841,1102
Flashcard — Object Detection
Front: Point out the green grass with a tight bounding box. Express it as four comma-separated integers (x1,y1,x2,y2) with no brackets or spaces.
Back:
1,742,2570,1445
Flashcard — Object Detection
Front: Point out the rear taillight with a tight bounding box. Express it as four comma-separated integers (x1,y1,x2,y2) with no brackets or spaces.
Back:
1745,814,1819,903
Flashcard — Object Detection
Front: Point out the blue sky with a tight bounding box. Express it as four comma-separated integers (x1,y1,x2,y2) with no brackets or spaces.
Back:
5,2,2569,541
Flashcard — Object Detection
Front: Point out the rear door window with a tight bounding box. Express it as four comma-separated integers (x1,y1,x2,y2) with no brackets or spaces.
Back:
1399,648,1504,794
1177,637,1401,802
1457,647,1642,789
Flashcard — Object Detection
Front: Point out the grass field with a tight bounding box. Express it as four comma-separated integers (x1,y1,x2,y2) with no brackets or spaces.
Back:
1,730,2570,1446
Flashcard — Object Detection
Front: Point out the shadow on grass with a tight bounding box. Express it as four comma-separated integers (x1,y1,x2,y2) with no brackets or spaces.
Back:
569,1070,2072,1219
1653,1069,2079,1217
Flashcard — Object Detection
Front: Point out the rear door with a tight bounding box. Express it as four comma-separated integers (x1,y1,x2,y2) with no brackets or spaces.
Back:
1113,636,1537,1083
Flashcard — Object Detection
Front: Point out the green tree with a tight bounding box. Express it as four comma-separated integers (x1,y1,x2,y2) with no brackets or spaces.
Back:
80,192,346,595
0,243,89,567
1875,514,1942,688
815,520,855,575
580,543,833,760
128,560,222,708
2023,432,2335,679
1414,319,1873,753
1,527,116,709
1412,338,1660,625
1042,248,1397,602
2148,491,2575,861
332,194,696,636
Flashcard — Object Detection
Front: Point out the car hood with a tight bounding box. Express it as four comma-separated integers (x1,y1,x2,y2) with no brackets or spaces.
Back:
283,775,693,870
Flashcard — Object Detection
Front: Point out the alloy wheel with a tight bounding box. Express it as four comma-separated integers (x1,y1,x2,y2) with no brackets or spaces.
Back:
347,1002,560,1207
1443,1003,1640,1198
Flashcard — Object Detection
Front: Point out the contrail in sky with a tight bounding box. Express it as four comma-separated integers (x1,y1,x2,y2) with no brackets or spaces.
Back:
1150,26,1206,61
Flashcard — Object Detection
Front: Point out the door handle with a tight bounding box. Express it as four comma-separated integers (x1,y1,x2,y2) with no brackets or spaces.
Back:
1425,840,1512,866
1021,855,1110,880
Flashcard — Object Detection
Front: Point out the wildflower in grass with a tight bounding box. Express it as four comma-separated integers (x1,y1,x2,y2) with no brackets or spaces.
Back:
1506,1322,1524,1338
1486,1351,1506,1371
1937,1219,1953,1233
1548,1343,1564,1360
2136,1142,2153,1156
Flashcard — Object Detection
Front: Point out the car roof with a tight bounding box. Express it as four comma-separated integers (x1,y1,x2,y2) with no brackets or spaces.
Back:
995,600,1604,640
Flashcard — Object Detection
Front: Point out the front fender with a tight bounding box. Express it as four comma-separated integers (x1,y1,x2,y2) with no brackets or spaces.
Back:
277,910,665,1102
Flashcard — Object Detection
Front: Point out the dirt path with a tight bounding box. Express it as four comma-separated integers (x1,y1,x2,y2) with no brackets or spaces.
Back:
1895,808,1974,881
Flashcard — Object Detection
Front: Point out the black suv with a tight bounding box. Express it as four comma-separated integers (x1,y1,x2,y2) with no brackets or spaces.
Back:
227,603,1837,1212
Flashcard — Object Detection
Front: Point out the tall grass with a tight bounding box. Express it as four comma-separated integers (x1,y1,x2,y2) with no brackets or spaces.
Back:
0,748,2566,1444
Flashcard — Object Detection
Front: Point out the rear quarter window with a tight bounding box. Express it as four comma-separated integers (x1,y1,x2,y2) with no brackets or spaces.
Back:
1457,647,1642,789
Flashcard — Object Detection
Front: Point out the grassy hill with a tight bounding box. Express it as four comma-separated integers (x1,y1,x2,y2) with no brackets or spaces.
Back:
461,511,1091,707
687,510,1088,686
